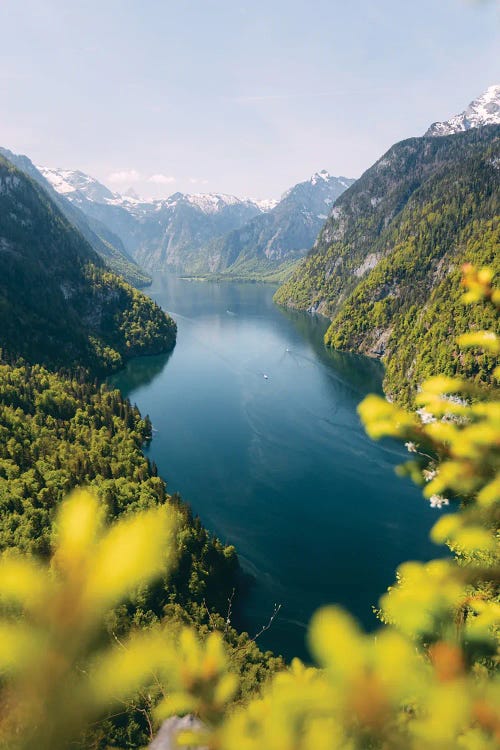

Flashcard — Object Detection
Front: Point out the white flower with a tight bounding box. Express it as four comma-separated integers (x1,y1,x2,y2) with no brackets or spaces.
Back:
416,408,436,425
429,494,449,509
405,441,417,453
423,469,437,482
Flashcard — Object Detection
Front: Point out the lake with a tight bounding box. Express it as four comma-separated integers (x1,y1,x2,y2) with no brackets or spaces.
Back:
110,274,440,660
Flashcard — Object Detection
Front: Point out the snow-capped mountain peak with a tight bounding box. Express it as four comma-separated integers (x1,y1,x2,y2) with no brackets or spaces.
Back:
38,166,116,203
254,197,279,212
185,192,247,213
426,84,500,137
38,166,274,217
281,170,355,202
310,169,331,185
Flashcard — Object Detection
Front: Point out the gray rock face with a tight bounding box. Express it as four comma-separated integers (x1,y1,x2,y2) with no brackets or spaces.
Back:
275,125,500,317
36,166,355,277
426,84,500,137
205,171,355,276
132,192,264,274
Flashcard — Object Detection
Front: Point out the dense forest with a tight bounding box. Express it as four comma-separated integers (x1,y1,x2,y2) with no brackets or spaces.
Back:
275,126,500,403
0,83,498,746
0,267,497,750
0,147,151,289
325,143,500,403
0,151,282,746
0,360,282,746
0,154,176,373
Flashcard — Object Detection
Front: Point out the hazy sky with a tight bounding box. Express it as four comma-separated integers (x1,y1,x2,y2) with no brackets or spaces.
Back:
1,0,498,199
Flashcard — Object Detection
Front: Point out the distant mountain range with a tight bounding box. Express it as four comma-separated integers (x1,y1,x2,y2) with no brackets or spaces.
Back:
36,166,354,279
3,84,498,292
203,171,355,281
426,84,500,136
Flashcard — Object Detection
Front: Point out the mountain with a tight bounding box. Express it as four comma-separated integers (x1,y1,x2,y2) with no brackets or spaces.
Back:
0,153,176,372
38,166,117,202
426,84,500,136
37,166,354,278
38,167,268,273
204,171,355,281
0,149,151,288
131,192,265,274
275,126,500,404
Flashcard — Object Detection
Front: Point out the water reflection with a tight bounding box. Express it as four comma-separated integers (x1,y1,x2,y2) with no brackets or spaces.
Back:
109,275,440,660
109,351,173,393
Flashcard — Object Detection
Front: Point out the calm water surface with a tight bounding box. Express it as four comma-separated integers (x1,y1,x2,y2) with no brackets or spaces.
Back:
110,275,440,660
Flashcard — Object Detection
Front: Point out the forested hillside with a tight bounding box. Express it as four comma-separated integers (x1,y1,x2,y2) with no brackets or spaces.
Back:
0,149,281,747
0,148,151,288
0,155,175,373
0,360,282,746
275,126,500,403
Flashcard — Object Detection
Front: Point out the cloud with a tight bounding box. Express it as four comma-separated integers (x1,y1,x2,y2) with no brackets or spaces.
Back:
107,169,141,184
189,177,209,185
148,173,176,185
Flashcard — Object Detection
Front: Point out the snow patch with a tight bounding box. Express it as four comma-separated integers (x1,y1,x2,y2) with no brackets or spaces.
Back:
310,169,331,185
254,198,279,211
426,84,500,136
38,166,116,202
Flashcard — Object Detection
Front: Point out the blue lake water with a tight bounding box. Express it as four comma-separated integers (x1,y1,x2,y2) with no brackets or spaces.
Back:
110,274,440,660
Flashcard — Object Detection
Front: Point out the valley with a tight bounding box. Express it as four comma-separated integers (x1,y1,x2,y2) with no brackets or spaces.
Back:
109,275,440,659
0,45,498,748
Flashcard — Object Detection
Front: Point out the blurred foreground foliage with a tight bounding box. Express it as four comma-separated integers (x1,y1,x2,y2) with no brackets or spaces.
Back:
0,358,282,747
0,265,498,749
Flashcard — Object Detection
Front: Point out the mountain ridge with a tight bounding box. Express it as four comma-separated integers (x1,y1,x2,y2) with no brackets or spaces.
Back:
274,125,500,403
0,148,151,288
37,165,355,278
0,154,176,373
426,84,500,137
198,171,356,280
38,165,273,216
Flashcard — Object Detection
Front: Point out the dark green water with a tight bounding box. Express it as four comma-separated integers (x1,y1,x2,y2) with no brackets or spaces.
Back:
110,275,440,660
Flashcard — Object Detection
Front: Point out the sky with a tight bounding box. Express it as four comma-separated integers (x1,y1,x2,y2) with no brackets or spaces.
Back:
0,0,499,200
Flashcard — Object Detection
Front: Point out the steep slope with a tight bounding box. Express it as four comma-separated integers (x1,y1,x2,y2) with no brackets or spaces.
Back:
38,166,354,278
205,171,355,280
275,126,500,404
38,166,117,202
132,192,264,274
38,164,143,255
1,149,151,288
426,84,500,137
38,167,267,274
0,155,176,372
